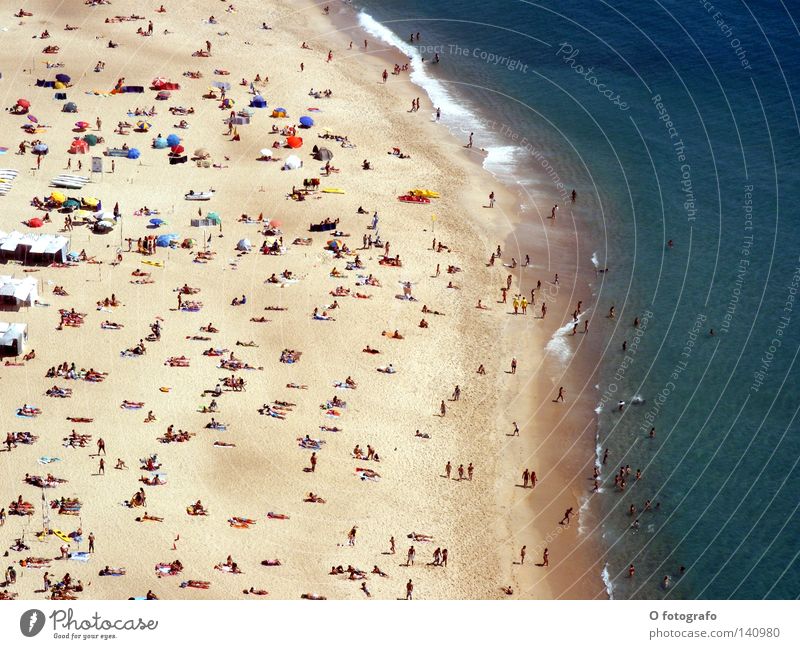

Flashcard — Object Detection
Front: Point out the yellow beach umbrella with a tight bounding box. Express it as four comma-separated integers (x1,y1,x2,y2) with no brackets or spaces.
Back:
50,191,66,203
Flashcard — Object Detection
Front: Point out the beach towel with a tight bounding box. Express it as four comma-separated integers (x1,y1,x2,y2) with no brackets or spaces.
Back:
69,552,90,563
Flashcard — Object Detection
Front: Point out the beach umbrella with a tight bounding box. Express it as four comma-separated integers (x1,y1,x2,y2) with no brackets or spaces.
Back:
299,116,314,128
95,220,113,230
259,148,273,159
152,77,167,88
55,73,71,84
127,148,141,159
212,81,231,91
250,95,267,108
166,134,180,147
170,144,185,154
327,239,342,250
149,218,165,226
83,197,99,207
27,114,38,123
16,98,30,109
269,219,282,228
285,136,303,149
283,154,302,170
32,143,49,154
83,134,98,146
194,147,209,158
75,121,90,130
275,107,287,114
236,238,252,251
156,233,178,247
50,191,66,203
62,102,77,113
28,217,44,228
207,212,221,224
153,137,168,149
64,198,80,208
136,121,152,132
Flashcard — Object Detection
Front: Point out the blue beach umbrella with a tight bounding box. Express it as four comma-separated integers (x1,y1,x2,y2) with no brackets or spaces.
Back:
299,116,314,128
127,148,141,159
153,137,168,149
55,73,71,84
149,218,165,226
166,134,181,147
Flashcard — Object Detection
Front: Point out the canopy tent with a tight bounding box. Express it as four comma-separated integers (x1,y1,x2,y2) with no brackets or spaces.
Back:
62,101,78,113
250,95,267,108
236,238,252,251
0,276,39,310
207,212,221,224
258,148,273,160
271,107,287,118
0,322,27,355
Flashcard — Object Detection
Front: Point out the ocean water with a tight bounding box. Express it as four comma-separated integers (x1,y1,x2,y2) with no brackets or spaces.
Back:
352,0,800,598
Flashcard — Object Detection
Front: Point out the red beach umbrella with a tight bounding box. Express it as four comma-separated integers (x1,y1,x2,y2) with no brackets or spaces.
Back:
17,98,30,109
269,219,282,228
28,217,44,228
286,136,303,149
170,145,185,154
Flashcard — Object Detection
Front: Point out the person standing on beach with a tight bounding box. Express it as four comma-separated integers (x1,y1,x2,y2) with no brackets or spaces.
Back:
541,303,547,318
458,464,465,480
559,507,574,525
467,132,473,148
442,549,448,566
348,526,357,546
382,69,388,83
389,536,396,554
445,461,452,479
98,458,105,475
511,357,517,374
436,107,441,121
467,463,474,480
309,451,317,472
512,421,519,436
501,287,507,303
440,400,446,416
542,548,549,567
97,437,106,455
522,469,529,487
520,545,526,564
88,532,95,553
530,471,537,488
406,546,415,566
489,191,495,207
452,385,461,401
406,579,413,599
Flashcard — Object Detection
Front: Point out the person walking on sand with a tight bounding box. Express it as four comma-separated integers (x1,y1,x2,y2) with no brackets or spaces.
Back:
382,69,388,83
522,468,530,488
457,464,465,480
511,357,517,374
97,437,106,455
348,526,357,546
530,470,537,488
406,545,415,566
406,579,414,600
98,458,105,475
440,400,446,417
542,548,549,566
556,386,565,402
88,532,95,553
452,385,461,401
467,132,473,148
389,536,396,554
559,507,574,525
436,107,441,121
541,303,547,318
467,463,474,480
520,545,526,564
512,421,520,436
445,461,452,479
513,295,519,315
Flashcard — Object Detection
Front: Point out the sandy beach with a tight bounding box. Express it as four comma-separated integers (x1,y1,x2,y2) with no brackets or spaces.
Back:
0,0,602,600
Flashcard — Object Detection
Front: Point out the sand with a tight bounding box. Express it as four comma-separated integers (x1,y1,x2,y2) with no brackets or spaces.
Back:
0,0,602,600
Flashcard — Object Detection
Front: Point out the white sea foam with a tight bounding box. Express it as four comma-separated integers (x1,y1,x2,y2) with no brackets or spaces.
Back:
591,251,600,268
601,563,614,599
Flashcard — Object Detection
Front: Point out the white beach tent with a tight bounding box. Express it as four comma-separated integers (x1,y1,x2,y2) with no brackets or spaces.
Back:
0,321,27,355
283,155,302,170
0,275,39,310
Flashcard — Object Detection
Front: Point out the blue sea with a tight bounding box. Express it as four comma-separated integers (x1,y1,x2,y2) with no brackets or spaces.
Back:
350,0,800,598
